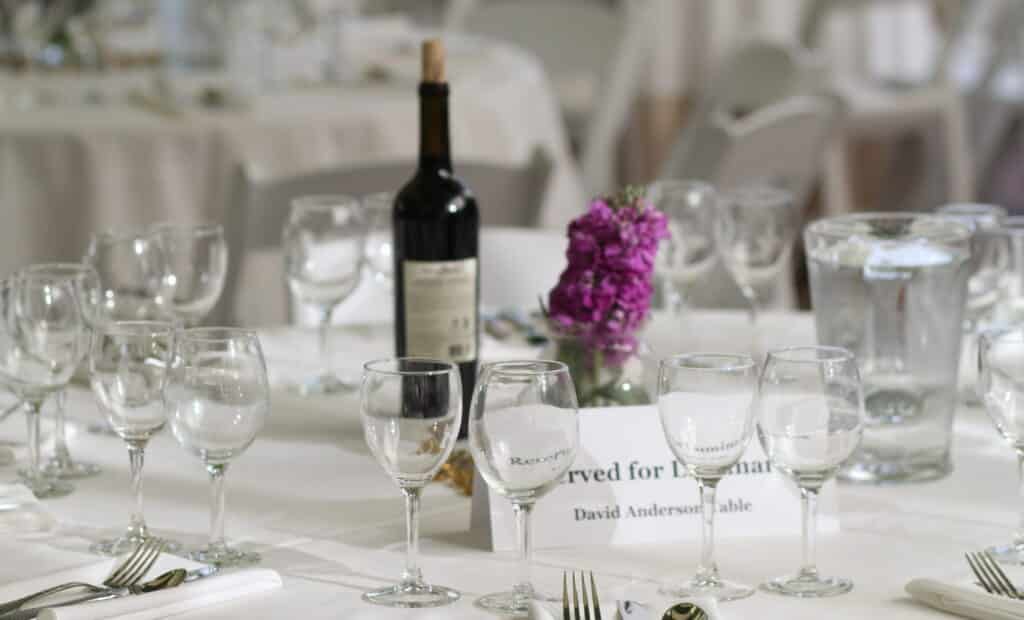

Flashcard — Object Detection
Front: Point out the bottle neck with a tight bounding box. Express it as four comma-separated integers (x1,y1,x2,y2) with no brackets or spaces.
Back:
418,82,452,173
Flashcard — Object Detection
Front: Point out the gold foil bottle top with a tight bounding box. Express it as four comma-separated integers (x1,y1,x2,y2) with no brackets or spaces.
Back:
422,38,446,83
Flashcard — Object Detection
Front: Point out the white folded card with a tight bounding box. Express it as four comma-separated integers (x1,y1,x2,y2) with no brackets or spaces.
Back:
471,405,838,550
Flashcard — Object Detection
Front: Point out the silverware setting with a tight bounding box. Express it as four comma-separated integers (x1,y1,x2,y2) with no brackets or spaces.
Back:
966,551,1022,599
0,538,164,615
619,599,710,620
563,571,602,620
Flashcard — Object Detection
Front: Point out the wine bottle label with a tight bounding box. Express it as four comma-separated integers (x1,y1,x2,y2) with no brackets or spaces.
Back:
402,258,478,363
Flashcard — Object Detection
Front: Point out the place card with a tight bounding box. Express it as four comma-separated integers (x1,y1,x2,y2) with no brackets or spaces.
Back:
470,405,838,550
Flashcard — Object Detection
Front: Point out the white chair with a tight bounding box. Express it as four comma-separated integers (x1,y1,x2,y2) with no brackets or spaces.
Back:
659,94,844,310
450,0,656,196
800,0,975,214
220,152,553,327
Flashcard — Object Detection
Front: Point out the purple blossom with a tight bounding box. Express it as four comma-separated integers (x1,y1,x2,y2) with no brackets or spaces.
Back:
548,189,668,366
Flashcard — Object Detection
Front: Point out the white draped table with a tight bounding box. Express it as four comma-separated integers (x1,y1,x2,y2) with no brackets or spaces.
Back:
0,311,1016,618
0,30,584,273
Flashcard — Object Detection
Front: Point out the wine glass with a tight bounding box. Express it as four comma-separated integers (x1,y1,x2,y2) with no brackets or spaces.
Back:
153,223,229,327
657,353,757,601
84,229,171,322
715,185,797,335
363,192,394,285
360,358,462,607
1,272,84,498
649,180,718,314
470,360,579,616
757,346,863,596
166,328,269,567
283,195,367,395
21,263,102,479
89,320,175,556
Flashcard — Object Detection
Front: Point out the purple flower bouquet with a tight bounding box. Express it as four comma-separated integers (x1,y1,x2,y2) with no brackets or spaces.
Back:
545,187,668,406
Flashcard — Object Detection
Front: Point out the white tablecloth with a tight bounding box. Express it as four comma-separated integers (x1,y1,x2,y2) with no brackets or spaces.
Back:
0,310,1015,618
0,32,583,274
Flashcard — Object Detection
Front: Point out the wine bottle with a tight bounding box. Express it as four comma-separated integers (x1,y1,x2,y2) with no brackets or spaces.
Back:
393,39,479,437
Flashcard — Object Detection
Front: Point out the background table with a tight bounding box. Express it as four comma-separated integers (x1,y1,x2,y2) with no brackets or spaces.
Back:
0,30,584,274
0,311,1016,618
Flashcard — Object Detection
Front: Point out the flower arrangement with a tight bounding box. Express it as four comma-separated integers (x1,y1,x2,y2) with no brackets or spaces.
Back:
545,186,668,406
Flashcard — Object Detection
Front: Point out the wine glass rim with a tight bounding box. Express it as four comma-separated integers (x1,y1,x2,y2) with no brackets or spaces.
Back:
89,228,161,244
484,359,569,376
660,352,756,372
363,357,457,377
152,222,224,237
805,211,973,243
766,345,855,364
721,184,792,207
179,327,258,342
648,179,716,196
19,262,95,280
96,320,176,337
936,202,1006,218
291,194,360,214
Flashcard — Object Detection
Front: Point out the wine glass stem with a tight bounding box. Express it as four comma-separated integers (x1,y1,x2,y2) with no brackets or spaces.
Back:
401,486,424,586
207,463,229,550
799,486,820,579
23,400,42,479
126,441,149,539
513,502,535,601
696,478,720,583
52,388,72,467
318,306,333,375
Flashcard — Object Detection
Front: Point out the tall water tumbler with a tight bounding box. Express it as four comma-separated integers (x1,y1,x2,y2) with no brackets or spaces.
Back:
804,213,972,483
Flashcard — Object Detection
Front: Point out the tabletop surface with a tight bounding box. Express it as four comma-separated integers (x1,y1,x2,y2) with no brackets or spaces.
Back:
0,310,1016,619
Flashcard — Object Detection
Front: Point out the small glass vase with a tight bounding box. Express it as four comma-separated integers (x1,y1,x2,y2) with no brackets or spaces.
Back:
544,328,649,408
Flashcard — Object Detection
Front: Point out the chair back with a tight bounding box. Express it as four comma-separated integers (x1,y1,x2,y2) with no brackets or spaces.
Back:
221,151,552,326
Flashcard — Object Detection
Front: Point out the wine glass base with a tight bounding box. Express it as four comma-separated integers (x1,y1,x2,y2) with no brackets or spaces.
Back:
17,472,74,499
91,535,181,557
474,589,557,617
362,582,460,608
292,373,357,396
986,544,1024,565
43,459,102,480
762,574,853,598
660,578,755,602
188,545,260,568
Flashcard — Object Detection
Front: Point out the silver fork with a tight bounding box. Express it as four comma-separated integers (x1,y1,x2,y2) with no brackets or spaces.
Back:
563,571,602,620
966,551,1023,599
0,538,165,614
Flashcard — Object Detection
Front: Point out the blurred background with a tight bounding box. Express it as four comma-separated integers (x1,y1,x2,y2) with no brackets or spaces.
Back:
0,0,1021,312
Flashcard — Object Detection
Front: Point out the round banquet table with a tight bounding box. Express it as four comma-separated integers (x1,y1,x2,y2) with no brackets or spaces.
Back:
0,310,1016,619
0,30,584,274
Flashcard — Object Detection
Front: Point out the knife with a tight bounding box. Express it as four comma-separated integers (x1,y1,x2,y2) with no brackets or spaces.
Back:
906,578,1024,620
1,566,218,620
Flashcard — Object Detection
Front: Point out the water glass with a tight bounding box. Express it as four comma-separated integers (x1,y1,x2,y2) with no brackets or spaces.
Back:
153,223,229,326
758,346,863,596
994,217,1024,324
2,273,84,498
84,229,170,321
715,185,797,329
283,195,367,395
363,192,394,284
89,320,175,556
936,203,1008,327
657,354,757,601
166,328,270,567
649,180,718,314
360,358,463,608
21,263,102,480
470,360,579,616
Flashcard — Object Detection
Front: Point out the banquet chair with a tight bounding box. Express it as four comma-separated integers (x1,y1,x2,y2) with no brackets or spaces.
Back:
659,94,844,310
219,151,552,327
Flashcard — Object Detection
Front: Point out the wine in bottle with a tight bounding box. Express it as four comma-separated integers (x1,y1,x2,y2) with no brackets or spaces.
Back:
393,39,479,437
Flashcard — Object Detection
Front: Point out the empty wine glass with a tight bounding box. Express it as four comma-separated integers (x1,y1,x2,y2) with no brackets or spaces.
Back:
470,360,579,616
996,217,1024,324
89,320,175,556
363,192,394,285
649,180,718,313
757,346,864,596
715,185,797,333
657,353,757,601
166,328,269,567
153,223,229,326
1,273,84,498
21,263,102,479
360,358,462,607
283,195,367,395
937,203,1008,327
84,230,170,322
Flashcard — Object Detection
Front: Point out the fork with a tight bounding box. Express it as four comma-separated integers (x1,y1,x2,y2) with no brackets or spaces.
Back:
0,538,165,614
966,551,1023,599
563,571,602,620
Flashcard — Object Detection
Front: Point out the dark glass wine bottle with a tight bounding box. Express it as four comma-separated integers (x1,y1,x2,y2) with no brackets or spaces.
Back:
393,39,479,437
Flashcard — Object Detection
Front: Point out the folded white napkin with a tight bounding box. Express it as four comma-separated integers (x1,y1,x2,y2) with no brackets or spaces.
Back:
0,546,281,620
907,578,1024,620
526,595,721,620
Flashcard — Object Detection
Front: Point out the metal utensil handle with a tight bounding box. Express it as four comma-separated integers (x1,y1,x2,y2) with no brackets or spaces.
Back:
0,582,105,616
0,589,127,620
